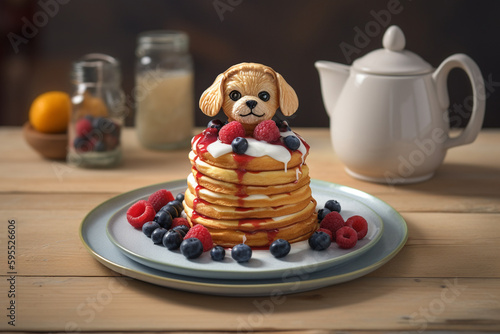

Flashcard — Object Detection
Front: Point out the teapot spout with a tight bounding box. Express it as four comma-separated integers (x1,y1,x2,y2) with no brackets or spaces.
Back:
315,60,350,117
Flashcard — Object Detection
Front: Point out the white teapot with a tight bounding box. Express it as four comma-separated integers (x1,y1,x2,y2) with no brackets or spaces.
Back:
315,25,485,184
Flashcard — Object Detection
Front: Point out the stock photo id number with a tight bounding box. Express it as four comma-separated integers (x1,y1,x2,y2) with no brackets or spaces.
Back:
6,219,17,327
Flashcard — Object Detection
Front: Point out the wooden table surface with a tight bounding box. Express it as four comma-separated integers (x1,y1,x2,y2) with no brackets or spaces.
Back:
1,127,499,333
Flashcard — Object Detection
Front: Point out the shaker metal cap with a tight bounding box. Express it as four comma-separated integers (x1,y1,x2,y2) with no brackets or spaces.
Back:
352,25,433,75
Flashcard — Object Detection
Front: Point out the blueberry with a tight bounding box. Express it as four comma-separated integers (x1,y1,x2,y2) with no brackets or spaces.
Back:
93,117,117,134
73,137,85,147
142,221,160,238
207,119,224,131
73,136,92,152
154,210,172,229
275,120,291,132
284,135,301,151
151,227,168,244
180,238,204,259
163,201,182,218
231,243,252,263
210,245,226,261
160,204,178,219
308,231,332,251
231,137,248,155
94,140,107,152
175,192,185,202
325,200,341,213
269,239,291,258
168,200,183,215
91,117,105,130
162,230,183,250
106,121,118,134
172,225,190,237
317,208,332,223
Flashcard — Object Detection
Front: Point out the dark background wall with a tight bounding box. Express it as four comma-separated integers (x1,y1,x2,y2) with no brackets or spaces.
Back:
1,0,499,128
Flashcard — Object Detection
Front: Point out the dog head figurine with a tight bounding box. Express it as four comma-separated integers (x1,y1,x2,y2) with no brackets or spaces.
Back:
199,63,299,134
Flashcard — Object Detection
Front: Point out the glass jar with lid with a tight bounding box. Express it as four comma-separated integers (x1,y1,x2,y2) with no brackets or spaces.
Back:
67,53,125,167
135,30,194,150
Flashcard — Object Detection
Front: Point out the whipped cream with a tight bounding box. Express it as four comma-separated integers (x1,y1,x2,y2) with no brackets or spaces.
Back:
296,167,302,180
205,130,307,172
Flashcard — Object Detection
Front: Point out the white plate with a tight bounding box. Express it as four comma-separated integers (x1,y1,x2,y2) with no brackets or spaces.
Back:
80,179,407,296
106,182,383,280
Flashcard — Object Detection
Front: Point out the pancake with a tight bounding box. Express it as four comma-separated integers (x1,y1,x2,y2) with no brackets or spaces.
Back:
184,188,312,219
189,151,309,186
184,126,317,248
189,214,319,247
187,173,312,208
190,167,310,195
183,199,316,231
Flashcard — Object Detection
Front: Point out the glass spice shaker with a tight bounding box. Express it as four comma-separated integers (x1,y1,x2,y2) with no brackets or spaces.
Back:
67,53,125,167
135,30,194,150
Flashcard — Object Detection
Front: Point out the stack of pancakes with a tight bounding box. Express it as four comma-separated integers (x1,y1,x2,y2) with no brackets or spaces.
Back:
183,130,318,248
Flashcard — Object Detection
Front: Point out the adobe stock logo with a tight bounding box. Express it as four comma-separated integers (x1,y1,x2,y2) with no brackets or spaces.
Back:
7,0,71,54
339,0,411,63
212,0,243,22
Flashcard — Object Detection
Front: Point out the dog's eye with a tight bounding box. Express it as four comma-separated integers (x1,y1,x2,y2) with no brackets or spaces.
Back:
258,91,270,102
229,90,241,101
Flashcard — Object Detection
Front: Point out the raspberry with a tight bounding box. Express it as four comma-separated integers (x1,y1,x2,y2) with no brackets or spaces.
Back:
218,121,245,144
126,200,156,229
171,217,190,229
317,228,333,241
253,120,280,143
345,215,368,240
148,189,175,212
75,118,93,137
184,224,213,252
319,212,345,240
335,226,358,249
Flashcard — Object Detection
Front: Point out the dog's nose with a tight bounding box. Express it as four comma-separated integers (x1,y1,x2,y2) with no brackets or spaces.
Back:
246,100,257,110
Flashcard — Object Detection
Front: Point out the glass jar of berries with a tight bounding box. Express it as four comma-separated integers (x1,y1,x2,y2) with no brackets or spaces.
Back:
67,53,125,167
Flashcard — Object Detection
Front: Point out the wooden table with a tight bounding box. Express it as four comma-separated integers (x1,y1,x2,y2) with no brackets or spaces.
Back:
1,127,499,333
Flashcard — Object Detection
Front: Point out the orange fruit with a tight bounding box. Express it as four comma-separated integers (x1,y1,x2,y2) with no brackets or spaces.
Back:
81,91,108,117
29,91,71,134
73,91,109,119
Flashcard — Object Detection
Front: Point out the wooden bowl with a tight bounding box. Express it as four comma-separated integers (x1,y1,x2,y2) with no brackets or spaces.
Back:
23,122,68,160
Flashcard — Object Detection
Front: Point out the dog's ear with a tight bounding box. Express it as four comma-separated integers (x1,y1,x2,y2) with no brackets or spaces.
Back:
199,73,225,116
276,73,299,116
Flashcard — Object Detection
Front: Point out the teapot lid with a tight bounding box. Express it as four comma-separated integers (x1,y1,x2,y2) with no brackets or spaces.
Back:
352,26,433,75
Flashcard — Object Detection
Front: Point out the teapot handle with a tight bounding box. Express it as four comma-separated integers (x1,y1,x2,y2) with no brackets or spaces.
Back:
432,54,485,149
